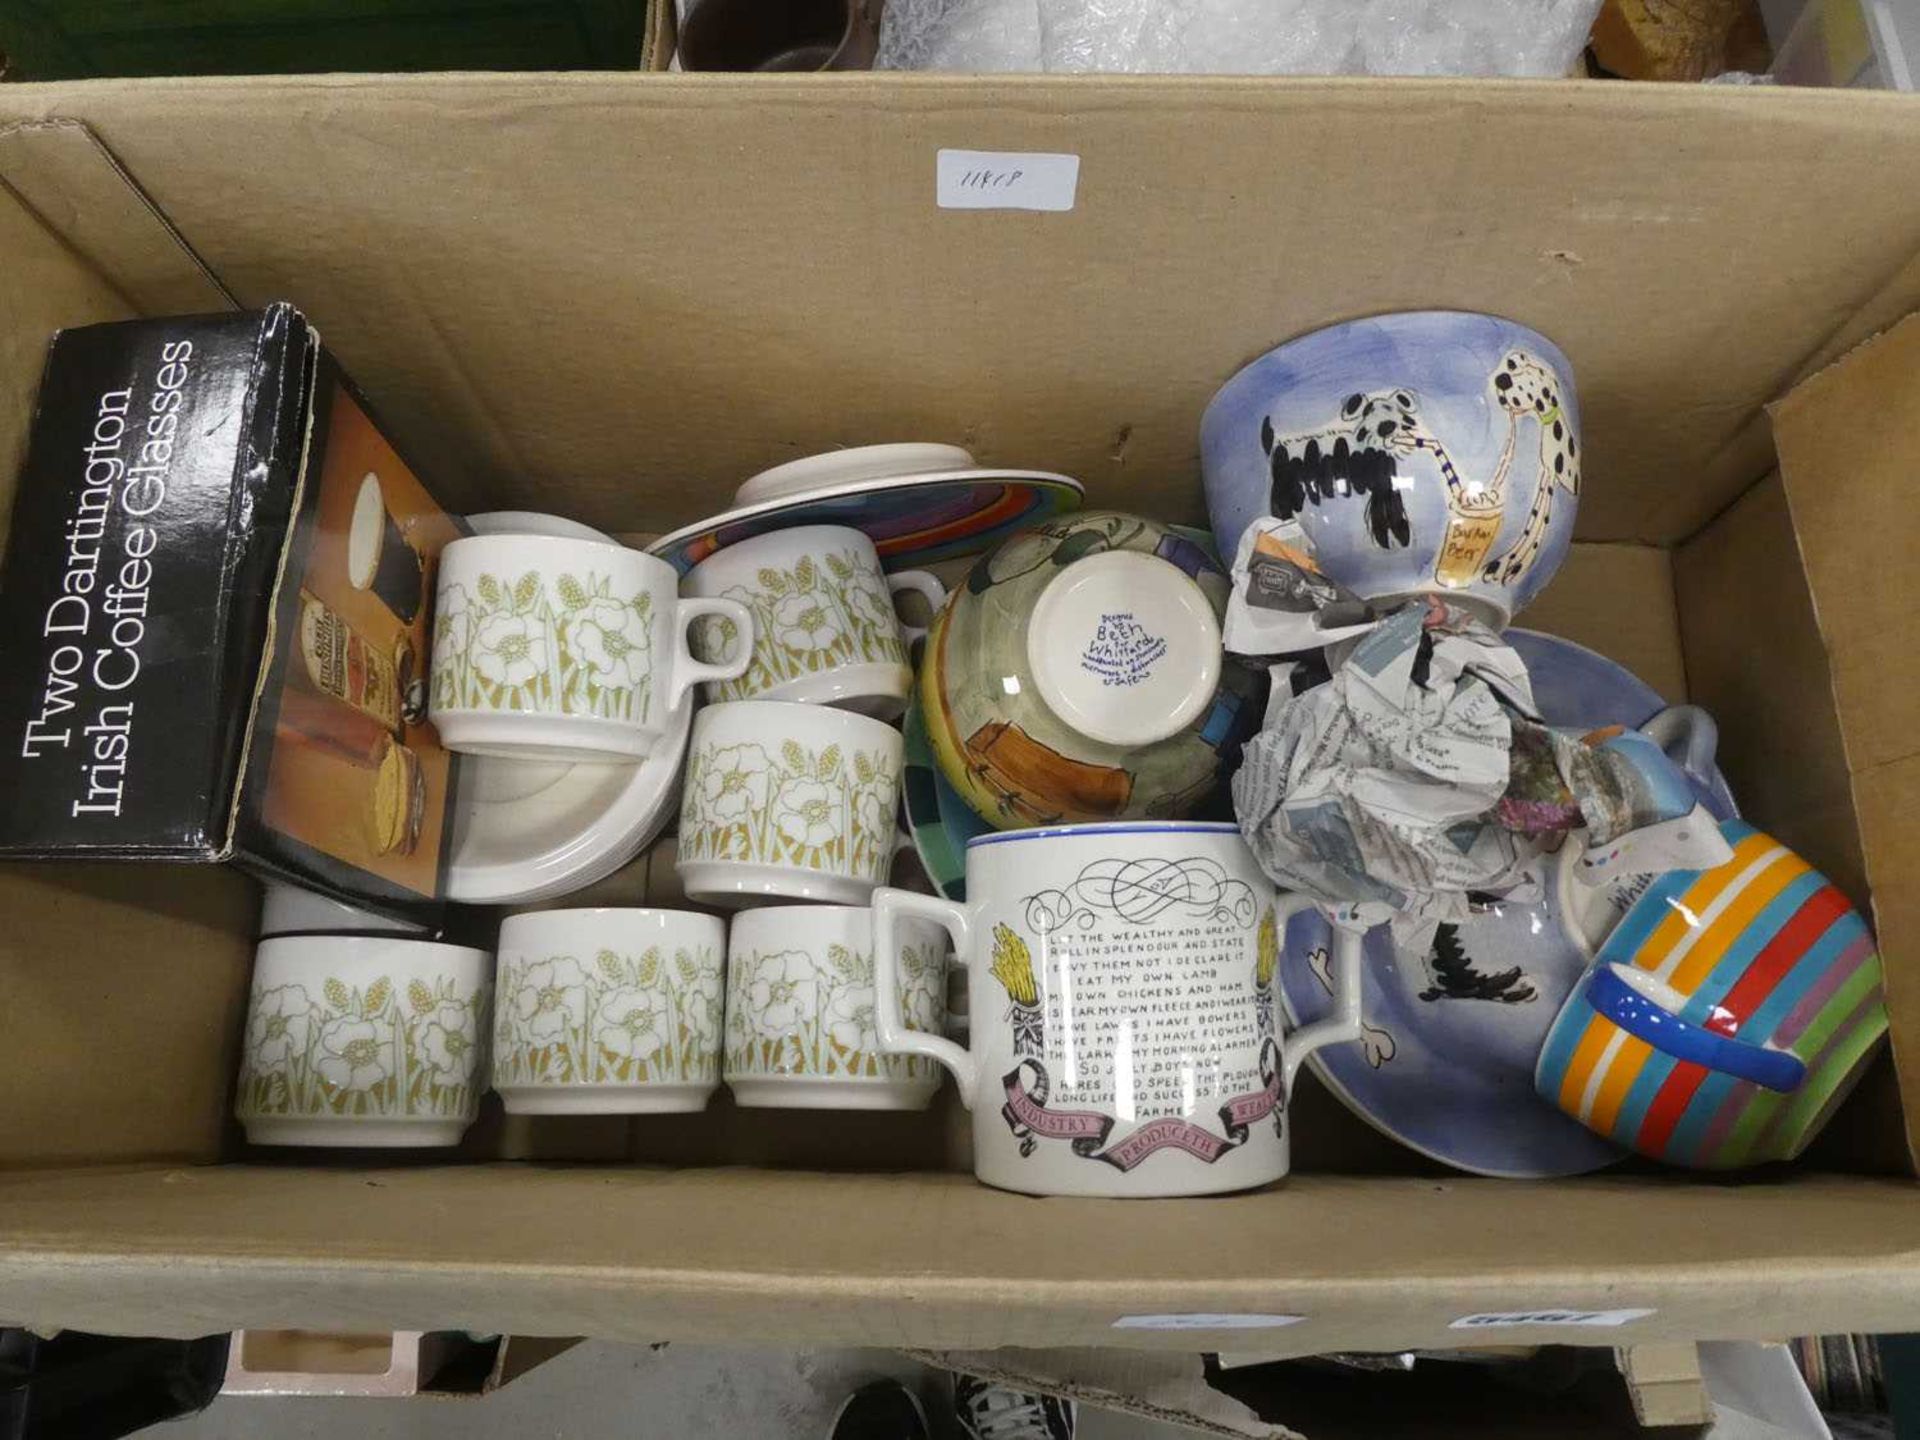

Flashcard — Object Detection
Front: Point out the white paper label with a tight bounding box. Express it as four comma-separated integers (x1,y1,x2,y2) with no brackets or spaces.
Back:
1112,1313,1307,1331
1449,1307,1655,1331
937,150,1080,212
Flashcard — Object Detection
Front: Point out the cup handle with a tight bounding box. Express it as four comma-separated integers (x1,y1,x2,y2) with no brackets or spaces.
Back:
669,596,754,711
1555,836,1614,963
1587,962,1807,1093
1642,705,1719,791
1279,894,1366,1091
886,570,948,647
872,885,978,1108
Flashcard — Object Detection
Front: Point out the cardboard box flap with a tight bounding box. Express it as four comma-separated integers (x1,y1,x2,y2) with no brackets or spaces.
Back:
0,183,133,541
1770,313,1920,1164
1772,314,1920,776
1676,475,1866,904
5,1166,1920,1352
0,120,232,315
0,78,1916,543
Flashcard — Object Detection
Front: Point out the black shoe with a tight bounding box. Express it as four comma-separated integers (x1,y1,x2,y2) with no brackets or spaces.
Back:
828,1380,932,1440
954,1374,1077,1440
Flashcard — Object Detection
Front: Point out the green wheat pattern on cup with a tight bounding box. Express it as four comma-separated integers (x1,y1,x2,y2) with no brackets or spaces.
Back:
492,945,723,1088
722,938,942,1080
236,973,489,1122
434,570,656,723
693,550,903,702
678,737,898,882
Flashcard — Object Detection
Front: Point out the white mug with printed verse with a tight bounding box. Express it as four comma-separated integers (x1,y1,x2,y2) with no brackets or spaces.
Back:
872,822,1366,1197
430,532,751,762
685,524,946,718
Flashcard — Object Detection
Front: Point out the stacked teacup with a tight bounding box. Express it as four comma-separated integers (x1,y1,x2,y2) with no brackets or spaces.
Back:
235,522,757,1143
669,524,954,1111
235,884,492,1148
462,514,954,1118
434,522,760,1120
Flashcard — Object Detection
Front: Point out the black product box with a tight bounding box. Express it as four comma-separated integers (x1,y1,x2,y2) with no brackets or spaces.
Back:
0,305,465,921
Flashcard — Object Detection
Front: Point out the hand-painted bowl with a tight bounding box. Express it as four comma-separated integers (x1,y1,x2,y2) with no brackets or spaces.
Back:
918,510,1261,830
1537,817,1886,1170
1201,311,1581,627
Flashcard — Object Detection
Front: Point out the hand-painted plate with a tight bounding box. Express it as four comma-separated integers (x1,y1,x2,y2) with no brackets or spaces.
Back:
901,690,992,901
647,444,1084,576
1277,628,1740,1178
445,513,689,904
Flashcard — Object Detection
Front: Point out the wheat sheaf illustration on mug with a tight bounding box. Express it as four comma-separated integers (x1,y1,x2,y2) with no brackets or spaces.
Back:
433,570,656,723
694,550,904,702
492,945,723,1088
723,938,942,1080
988,922,1047,1058
679,737,898,879
236,973,489,1122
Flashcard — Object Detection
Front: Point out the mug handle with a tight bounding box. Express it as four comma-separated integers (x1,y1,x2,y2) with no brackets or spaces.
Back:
1642,704,1719,791
872,885,977,1107
669,596,754,711
1587,962,1807,1093
1280,894,1366,1091
886,570,948,647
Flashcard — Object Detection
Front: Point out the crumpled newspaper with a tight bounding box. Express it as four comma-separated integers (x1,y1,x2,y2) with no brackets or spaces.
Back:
1232,599,1733,933
1222,515,1381,656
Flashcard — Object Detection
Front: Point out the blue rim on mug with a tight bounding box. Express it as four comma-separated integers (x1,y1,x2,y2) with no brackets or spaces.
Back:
967,821,1241,849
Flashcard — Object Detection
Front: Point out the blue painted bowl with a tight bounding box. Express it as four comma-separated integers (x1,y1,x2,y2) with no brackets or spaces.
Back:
1201,311,1581,626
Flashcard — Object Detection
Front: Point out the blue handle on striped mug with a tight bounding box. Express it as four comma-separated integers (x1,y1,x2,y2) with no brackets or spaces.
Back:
1586,963,1808,1094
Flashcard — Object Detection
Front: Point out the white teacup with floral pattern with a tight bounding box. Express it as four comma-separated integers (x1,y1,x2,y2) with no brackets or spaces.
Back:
431,532,751,761
491,907,726,1115
676,699,906,906
687,524,946,719
235,937,493,1148
724,905,948,1110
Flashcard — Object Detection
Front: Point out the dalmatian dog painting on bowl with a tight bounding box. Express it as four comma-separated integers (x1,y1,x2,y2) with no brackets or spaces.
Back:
1200,311,1581,627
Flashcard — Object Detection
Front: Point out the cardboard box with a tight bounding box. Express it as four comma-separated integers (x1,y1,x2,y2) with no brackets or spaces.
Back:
0,306,464,920
0,75,1914,1358
221,1331,578,1398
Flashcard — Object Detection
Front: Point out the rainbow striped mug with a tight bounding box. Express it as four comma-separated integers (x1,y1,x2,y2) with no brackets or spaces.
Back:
1535,819,1886,1169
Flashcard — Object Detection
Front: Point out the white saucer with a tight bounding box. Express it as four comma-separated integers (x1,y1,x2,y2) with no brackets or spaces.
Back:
444,512,689,904
646,443,1084,575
